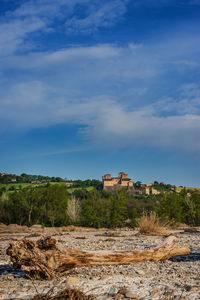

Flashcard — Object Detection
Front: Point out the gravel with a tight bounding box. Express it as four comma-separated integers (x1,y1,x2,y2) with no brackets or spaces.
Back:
0,227,199,299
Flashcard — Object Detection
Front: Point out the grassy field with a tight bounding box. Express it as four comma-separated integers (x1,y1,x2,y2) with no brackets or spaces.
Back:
66,186,94,193
0,182,38,191
153,185,172,192
0,182,47,194
0,182,95,194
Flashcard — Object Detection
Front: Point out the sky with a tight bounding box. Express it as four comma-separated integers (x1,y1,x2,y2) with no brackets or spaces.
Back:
0,0,200,186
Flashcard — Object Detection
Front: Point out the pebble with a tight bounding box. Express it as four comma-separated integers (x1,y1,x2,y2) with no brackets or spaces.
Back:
108,287,118,296
66,276,79,286
0,228,199,299
125,290,138,299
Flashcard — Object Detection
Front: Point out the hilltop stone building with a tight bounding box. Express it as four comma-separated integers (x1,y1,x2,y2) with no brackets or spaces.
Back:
141,186,160,195
102,172,134,190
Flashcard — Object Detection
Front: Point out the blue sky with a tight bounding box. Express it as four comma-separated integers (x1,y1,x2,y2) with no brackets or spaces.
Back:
0,0,200,186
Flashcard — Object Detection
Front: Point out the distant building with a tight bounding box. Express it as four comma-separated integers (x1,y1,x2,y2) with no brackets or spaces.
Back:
102,172,134,190
142,186,160,195
151,188,161,195
143,187,150,195
65,182,73,188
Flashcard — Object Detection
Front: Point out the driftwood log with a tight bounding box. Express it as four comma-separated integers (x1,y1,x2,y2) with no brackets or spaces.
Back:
6,235,190,280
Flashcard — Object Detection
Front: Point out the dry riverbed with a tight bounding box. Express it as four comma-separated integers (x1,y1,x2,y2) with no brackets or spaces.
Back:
0,225,199,299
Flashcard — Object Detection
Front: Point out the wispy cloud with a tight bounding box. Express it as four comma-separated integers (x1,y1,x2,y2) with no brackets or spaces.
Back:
14,145,89,159
66,0,129,33
0,17,45,56
0,44,121,69
0,2,199,154
148,84,200,116
0,0,130,56
81,92,200,152
0,80,199,152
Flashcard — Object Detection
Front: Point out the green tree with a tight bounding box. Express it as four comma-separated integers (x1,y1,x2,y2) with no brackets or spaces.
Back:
0,187,6,195
134,181,142,188
130,207,138,227
82,190,110,228
184,192,200,226
23,188,45,225
7,191,29,225
0,192,10,224
155,193,185,223
43,185,68,226
109,189,128,228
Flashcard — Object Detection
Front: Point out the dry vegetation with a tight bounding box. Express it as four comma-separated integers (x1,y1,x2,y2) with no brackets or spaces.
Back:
138,211,171,236
6,235,190,280
30,288,93,300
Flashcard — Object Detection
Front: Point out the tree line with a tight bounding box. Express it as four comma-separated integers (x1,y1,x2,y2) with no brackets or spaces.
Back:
0,173,102,189
0,185,199,227
0,173,65,184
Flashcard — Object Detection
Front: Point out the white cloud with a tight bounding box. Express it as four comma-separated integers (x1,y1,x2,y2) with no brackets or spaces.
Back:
66,0,129,33
0,3,199,154
2,27,199,80
0,0,129,56
147,84,200,116
41,44,121,63
83,99,200,152
0,17,46,56
0,43,159,82
0,80,199,152
13,0,72,18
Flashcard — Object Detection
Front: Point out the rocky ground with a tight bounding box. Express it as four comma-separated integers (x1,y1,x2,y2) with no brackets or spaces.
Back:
0,224,199,299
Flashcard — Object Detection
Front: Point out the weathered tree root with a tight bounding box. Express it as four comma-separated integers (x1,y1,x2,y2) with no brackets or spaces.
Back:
6,235,190,280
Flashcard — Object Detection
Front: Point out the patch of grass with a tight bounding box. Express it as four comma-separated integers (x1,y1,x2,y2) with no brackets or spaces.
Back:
0,182,67,194
153,185,171,192
0,182,95,195
66,186,95,193
0,182,31,191
138,211,171,236
48,182,66,186
0,182,46,194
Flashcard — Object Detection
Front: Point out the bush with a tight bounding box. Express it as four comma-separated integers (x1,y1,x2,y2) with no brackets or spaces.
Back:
155,192,200,226
138,211,170,236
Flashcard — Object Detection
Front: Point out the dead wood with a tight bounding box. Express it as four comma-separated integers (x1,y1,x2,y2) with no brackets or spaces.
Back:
11,288,93,300
6,235,190,280
30,288,93,300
